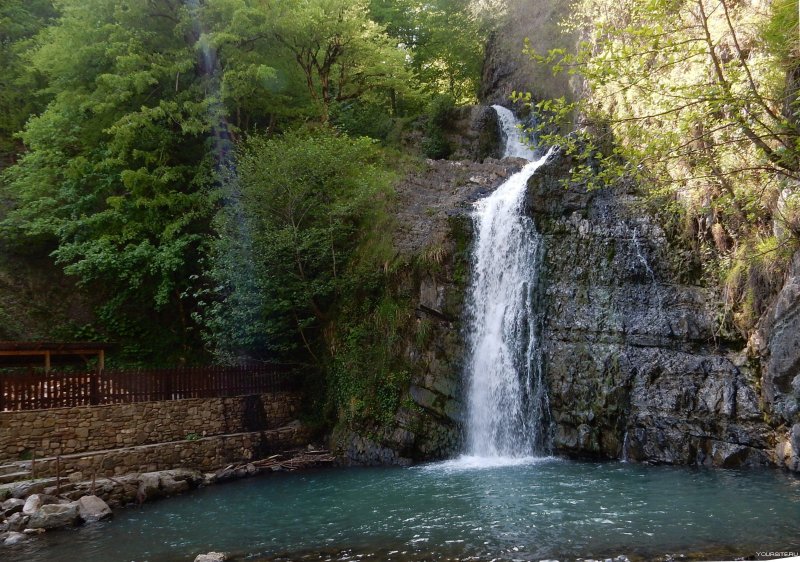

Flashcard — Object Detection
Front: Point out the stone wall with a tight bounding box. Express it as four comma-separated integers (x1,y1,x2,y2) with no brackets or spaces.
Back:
0,392,301,463
28,425,308,479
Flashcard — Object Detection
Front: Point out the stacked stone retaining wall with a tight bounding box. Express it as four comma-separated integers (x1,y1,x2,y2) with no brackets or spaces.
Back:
27,426,309,479
0,392,302,463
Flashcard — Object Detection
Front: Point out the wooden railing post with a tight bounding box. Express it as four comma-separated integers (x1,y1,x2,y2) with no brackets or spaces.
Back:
55,455,61,494
90,368,100,406
163,369,172,401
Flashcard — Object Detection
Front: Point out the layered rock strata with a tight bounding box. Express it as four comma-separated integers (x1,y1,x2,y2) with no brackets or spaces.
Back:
527,151,775,468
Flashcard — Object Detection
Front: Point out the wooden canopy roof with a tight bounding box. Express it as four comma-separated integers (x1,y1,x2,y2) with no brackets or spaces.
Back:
0,342,113,369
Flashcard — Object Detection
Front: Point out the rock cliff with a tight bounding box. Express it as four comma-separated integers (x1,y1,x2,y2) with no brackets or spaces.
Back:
333,108,799,473
752,251,800,471
480,0,579,106
330,118,523,463
526,151,777,468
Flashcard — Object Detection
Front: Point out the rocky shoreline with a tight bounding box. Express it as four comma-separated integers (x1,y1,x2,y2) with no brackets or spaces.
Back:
0,448,333,549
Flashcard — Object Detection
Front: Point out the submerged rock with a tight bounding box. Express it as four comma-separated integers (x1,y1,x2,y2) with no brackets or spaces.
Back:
194,552,226,562
2,531,27,545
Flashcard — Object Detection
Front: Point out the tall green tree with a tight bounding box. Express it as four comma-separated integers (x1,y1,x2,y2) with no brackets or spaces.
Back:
207,128,394,363
269,0,408,122
370,0,486,102
1,0,287,361
0,0,57,164
267,0,412,122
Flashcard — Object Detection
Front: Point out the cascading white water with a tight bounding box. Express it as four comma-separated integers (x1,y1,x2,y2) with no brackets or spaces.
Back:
493,104,537,160
463,106,552,460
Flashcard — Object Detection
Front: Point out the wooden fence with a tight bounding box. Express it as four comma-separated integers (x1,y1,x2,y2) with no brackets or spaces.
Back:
0,365,298,412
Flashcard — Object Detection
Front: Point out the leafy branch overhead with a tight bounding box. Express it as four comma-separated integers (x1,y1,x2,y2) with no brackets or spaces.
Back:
520,0,800,335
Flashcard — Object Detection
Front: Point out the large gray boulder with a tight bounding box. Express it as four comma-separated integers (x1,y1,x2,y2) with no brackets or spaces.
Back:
1,498,25,517
21,494,41,516
27,503,79,530
77,495,112,523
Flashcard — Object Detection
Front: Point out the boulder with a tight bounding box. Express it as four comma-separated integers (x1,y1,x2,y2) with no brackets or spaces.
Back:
5,513,29,532
27,503,79,530
137,473,162,502
194,553,226,562
1,498,25,517
3,531,27,545
22,494,41,516
77,495,112,523
158,473,189,496
9,479,57,499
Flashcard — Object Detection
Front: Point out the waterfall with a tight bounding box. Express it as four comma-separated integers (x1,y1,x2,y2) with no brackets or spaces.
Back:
463,106,552,460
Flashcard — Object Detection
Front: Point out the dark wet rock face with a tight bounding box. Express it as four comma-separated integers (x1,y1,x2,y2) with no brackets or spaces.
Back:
446,106,502,162
334,106,798,473
330,153,525,466
528,152,775,468
480,1,578,106
753,251,800,471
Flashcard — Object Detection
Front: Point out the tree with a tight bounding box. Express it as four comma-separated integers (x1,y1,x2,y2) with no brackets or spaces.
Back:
523,0,800,335
1,0,287,361
370,0,486,102
525,0,799,209
0,0,57,164
267,0,412,121
207,127,393,363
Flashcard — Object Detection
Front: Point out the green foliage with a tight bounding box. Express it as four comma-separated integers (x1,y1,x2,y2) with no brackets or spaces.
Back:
206,126,411,428
206,127,395,362
523,0,799,196
0,0,57,161
1,0,425,364
422,94,454,159
330,101,395,141
329,294,412,429
0,0,475,428
370,0,487,102
762,0,799,69
721,235,798,336
1,0,245,362
267,0,413,122
523,0,800,337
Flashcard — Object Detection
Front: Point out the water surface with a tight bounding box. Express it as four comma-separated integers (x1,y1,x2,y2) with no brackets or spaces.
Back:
8,458,800,561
